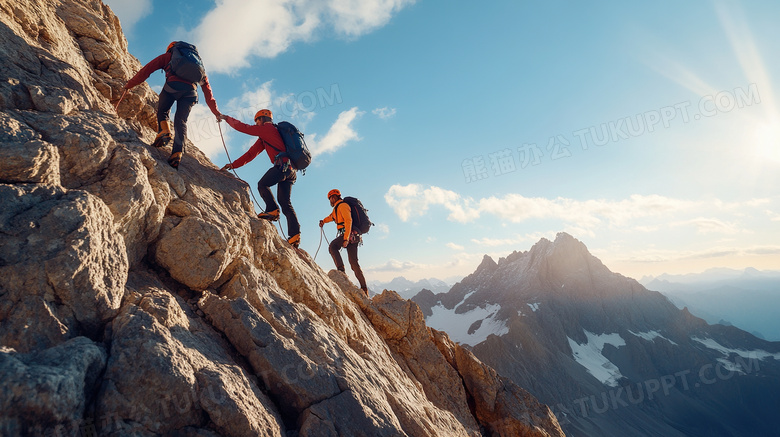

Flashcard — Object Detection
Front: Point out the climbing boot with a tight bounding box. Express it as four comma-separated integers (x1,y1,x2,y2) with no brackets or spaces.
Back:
257,209,280,221
287,233,300,248
152,120,172,148
168,151,182,169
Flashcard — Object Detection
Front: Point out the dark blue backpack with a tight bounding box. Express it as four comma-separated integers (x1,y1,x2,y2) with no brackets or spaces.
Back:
166,42,205,84
275,121,312,173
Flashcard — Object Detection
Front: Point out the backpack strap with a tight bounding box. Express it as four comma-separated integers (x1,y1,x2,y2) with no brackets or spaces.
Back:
333,201,348,231
258,137,288,171
260,138,284,155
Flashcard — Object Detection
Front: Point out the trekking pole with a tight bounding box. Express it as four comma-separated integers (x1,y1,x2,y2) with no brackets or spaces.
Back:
217,119,264,212
114,89,127,112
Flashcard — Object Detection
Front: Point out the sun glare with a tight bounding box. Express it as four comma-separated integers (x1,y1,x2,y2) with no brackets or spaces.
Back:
752,120,780,163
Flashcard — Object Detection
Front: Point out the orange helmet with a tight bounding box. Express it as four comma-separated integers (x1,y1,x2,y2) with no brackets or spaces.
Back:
328,189,341,199
167,41,176,51
254,109,272,121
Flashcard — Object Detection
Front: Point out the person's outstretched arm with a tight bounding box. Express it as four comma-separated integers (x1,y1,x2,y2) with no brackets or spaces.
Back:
124,53,167,89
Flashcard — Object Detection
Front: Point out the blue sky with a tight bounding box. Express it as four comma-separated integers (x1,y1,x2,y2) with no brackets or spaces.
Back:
107,0,780,283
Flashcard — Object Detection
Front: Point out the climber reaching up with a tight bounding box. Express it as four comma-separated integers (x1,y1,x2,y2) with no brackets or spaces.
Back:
124,41,221,169
219,110,301,248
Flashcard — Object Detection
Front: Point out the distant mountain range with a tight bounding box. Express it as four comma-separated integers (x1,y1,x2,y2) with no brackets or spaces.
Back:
640,267,780,285
410,233,780,437
642,269,780,341
368,276,454,299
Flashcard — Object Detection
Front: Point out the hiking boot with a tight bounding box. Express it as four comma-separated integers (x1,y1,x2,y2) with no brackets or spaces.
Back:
287,233,300,248
257,209,280,221
168,151,182,169
152,120,172,148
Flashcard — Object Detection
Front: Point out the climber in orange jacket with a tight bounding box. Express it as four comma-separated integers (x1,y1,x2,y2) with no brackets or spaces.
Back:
219,109,301,248
124,41,220,169
320,189,368,296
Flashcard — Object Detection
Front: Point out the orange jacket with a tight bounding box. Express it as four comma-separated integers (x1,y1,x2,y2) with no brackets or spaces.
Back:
323,201,352,242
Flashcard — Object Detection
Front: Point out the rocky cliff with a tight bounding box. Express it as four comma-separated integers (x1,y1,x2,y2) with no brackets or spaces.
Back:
0,1,565,436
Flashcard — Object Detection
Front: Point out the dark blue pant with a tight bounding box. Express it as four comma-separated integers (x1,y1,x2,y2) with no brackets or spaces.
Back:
157,81,197,154
258,165,300,238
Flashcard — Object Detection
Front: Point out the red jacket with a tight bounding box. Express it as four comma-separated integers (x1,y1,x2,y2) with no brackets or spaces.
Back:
224,116,287,169
125,52,219,116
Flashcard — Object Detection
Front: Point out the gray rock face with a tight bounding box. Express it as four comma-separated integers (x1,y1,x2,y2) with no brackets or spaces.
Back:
0,184,126,353
0,337,106,436
0,1,564,436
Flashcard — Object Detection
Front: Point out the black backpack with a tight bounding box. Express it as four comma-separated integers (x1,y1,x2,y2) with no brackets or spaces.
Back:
339,196,373,234
166,42,206,84
275,121,312,172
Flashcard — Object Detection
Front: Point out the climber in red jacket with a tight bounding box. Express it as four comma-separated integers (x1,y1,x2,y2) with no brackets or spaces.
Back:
124,41,220,169
219,109,301,248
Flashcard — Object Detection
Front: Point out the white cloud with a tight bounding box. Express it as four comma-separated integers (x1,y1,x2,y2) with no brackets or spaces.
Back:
372,107,397,119
214,84,360,158
383,184,769,238
446,242,464,251
384,184,479,223
611,244,780,264
189,0,416,74
104,0,153,32
187,103,228,160
307,107,363,156
385,184,695,225
223,81,311,122
672,217,742,234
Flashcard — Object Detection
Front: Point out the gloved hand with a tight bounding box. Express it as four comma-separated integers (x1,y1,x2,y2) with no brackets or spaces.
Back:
342,239,349,248
221,163,233,171
319,220,324,228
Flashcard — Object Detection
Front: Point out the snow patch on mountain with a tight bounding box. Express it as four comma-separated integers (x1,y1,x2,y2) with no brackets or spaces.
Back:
426,303,508,346
692,337,780,361
527,302,541,312
568,331,626,387
629,330,677,345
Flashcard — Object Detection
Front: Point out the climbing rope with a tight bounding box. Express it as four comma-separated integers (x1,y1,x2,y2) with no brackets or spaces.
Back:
314,226,330,261
217,120,263,212
113,89,127,112
218,119,287,240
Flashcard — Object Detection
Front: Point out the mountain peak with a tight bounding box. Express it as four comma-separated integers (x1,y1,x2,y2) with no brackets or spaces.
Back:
551,231,588,252
523,232,610,284
477,254,498,271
